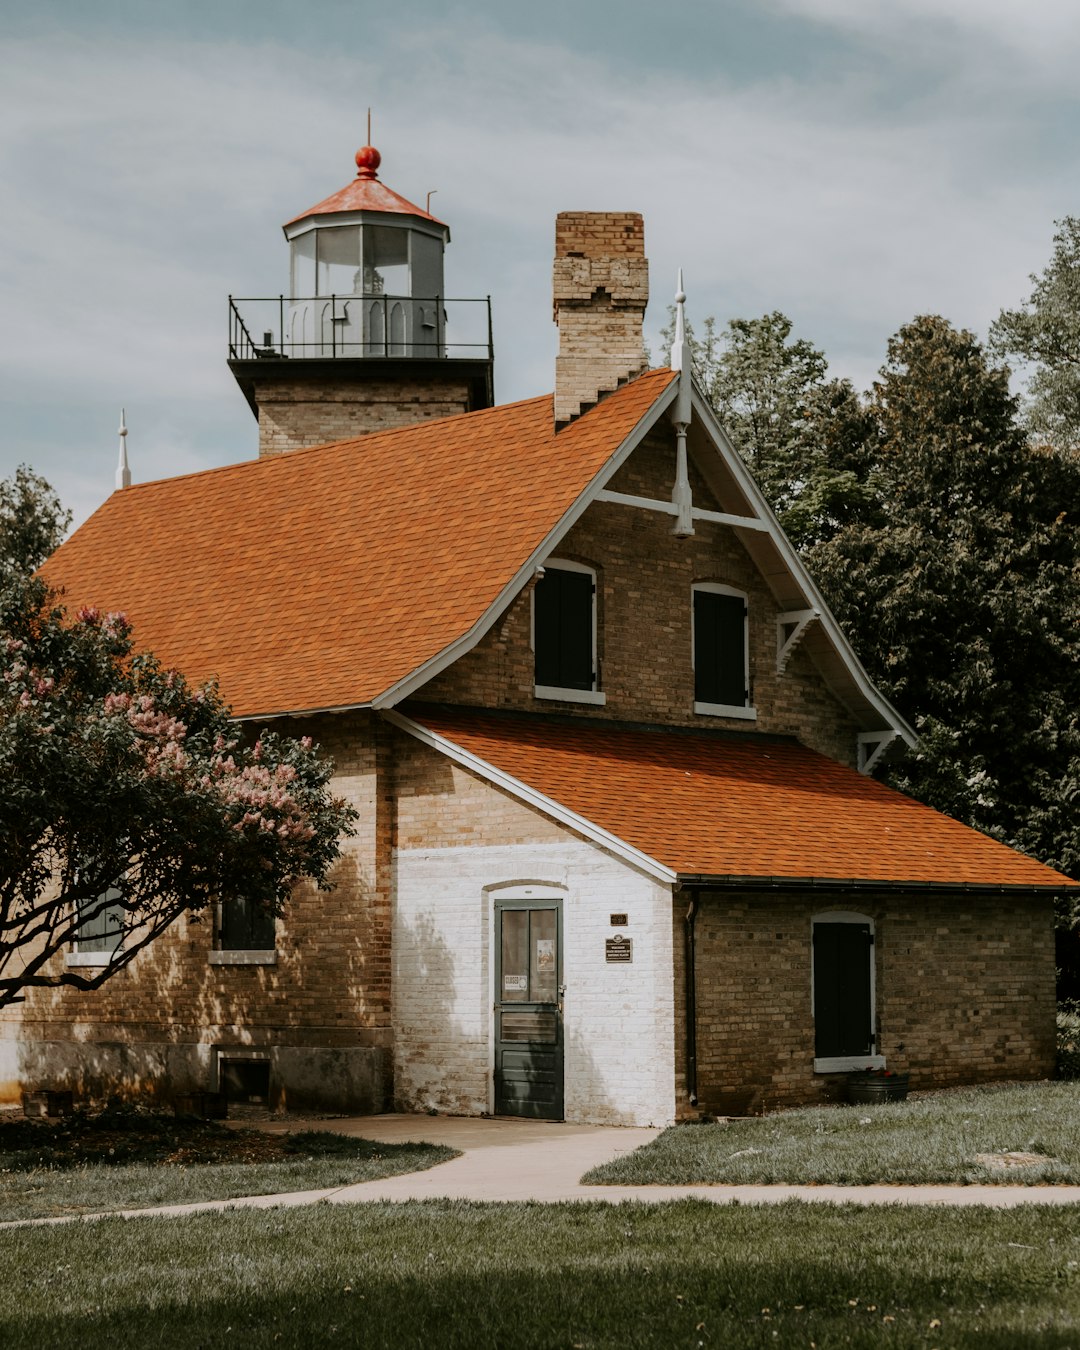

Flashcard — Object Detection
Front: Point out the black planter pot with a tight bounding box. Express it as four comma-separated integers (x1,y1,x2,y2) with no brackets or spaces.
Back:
847,1073,910,1105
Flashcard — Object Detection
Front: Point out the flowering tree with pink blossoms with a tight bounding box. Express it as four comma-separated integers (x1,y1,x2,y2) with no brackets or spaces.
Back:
0,577,357,1007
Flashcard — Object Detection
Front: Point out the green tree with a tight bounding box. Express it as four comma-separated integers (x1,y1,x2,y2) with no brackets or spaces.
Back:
806,317,1080,889
680,311,829,518
663,309,880,548
0,466,71,585
0,578,358,1007
991,217,1080,450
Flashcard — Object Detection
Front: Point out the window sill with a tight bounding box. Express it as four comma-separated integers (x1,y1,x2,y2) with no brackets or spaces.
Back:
209,950,277,966
534,685,607,707
66,951,121,968
694,701,757,721
814,1054,885,1074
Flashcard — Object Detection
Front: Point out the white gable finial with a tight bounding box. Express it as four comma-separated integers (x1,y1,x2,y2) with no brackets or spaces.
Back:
671,269,688,373
669,270,694,537
115,408,131,490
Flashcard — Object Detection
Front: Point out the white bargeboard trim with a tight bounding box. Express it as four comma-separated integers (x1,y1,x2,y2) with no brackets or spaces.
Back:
383,709,678,885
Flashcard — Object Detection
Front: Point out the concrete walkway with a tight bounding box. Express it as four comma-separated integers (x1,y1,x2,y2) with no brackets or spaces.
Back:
7,1113,1080,1228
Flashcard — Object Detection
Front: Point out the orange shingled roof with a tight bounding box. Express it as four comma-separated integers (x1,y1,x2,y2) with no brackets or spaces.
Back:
41,369,677,719
405,706,1074,889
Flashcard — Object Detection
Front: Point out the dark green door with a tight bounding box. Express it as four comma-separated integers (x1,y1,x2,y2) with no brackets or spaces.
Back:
494,902,563,1119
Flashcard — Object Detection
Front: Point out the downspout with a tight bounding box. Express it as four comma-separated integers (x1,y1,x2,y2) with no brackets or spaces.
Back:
684,891,698,1107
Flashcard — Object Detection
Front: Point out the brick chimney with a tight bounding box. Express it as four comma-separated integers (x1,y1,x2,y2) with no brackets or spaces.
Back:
552,212,649,427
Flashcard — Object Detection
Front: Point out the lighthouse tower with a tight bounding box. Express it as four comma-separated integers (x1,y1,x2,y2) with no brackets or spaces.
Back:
228,141,494,457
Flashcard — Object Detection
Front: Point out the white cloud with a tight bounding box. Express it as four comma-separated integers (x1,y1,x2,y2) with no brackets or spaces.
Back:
768,0,1080,84
0,17,1075,528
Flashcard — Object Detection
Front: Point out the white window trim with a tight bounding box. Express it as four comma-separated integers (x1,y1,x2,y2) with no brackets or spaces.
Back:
534,685,607,706
531,558,603,703
691,582,754,716
811,910,882,1074
693,700,757,721
67,951,120,969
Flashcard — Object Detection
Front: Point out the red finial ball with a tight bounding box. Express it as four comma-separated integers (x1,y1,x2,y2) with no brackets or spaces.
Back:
355,144,381,179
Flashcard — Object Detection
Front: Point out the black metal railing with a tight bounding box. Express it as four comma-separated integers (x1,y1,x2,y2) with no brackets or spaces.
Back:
228,294,493,363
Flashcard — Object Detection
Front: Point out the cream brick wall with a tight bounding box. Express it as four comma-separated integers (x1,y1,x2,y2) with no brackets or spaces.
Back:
393,734,676,1126
553,212,649,425
393,842,675,1127
678,889,1056,1117
418,424,861,767
1,710,394,1110
257,376,477,456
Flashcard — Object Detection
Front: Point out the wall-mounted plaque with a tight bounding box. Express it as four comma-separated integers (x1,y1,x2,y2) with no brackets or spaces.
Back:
609,913,628,927
605,936,633,963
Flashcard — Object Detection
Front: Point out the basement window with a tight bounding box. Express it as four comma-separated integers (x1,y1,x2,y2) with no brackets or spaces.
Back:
218,1054,271,1106
692,583,755,720
532,560,606,706
812,912,884,1072
209,897,277,966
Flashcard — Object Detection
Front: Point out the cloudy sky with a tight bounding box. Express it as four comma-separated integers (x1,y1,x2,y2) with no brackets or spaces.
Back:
3,0,1079,529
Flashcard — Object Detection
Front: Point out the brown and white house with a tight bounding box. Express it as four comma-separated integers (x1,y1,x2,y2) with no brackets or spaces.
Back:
1,143,1073,1125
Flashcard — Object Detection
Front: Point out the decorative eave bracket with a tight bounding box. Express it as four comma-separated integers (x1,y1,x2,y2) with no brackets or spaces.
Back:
669,270,694,538
776,607,819,674
857,729,899,776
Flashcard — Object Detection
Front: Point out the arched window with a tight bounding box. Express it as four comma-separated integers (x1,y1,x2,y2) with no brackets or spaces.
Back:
811,911,883,1072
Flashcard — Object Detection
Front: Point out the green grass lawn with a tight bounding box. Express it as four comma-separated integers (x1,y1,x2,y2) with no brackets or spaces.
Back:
0,1111,457,1222
584,1081,1080,1187
2,1198,1080,1348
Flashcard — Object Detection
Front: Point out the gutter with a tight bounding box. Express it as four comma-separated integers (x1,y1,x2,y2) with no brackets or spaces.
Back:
684,891,699,1108
676,875,1075,896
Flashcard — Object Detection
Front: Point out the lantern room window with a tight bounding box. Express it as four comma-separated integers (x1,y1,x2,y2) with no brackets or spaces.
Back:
364,226,409,296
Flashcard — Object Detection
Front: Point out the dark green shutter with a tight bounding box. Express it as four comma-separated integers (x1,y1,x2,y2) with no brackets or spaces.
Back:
220,897,276,951
694,590,747,706
813,922,873,1057
534,568,594,691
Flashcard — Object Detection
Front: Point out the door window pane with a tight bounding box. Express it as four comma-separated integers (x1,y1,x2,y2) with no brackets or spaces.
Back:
501,908,529,1002
500,1010,558,1043
530,909,558,1003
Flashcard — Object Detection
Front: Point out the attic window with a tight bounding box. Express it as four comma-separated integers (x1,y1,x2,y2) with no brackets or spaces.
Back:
692,584,755,721
533,561,606,707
